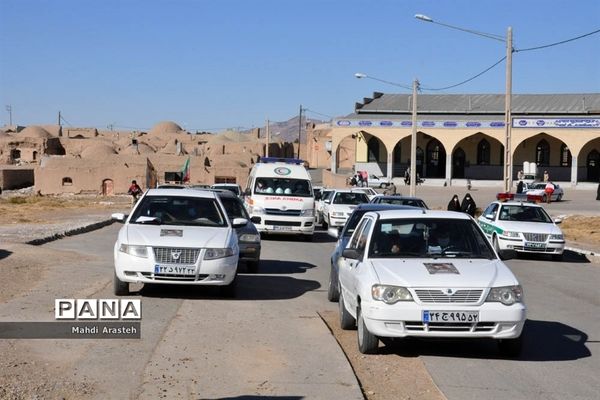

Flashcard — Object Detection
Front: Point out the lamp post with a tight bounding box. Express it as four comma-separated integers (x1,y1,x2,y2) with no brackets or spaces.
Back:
416,14,513,192
355,73,419,196
5,105,12,126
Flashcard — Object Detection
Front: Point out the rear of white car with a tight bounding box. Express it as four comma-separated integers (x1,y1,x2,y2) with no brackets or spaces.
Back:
113,189,241,296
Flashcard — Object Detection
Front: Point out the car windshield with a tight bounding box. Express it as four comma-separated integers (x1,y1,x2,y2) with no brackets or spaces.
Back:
333,192,369,205
498,205,552,223
130,196,227,227
254,178,312,197
368,218,495,259
376,197,428,209
219,197,249,220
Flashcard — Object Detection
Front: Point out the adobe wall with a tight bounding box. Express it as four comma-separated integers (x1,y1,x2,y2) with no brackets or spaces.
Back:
0,167,35,190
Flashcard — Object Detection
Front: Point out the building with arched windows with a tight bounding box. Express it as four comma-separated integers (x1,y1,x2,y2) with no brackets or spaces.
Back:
307,93,600,186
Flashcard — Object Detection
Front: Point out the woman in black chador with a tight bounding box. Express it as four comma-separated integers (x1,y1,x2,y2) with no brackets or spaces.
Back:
461,193,477,217
447,194,461,212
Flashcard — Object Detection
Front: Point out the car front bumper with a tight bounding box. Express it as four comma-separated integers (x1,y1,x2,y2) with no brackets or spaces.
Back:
498,236,565,255
114,249,238,286
361,300,526,339
251,215,314,235
239,242,261,262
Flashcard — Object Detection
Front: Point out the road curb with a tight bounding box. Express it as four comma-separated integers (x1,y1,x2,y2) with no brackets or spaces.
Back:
26,219,116,246
565,245,600,257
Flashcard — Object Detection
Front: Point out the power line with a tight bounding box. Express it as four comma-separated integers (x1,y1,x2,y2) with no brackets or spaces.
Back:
303,108,334,120
421,56,507,91
516,28,600,53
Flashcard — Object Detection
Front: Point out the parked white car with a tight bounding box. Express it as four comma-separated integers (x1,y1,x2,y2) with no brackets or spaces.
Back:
337,209,526,355
478,201,565,260
367,174,392,188
524,182,564,202
112,189,245,297
322,189,370,229
316,189,334,225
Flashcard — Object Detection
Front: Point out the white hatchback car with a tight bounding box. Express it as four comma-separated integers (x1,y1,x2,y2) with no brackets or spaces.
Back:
337,209,526,356
112,189,245,297
478,201,565,260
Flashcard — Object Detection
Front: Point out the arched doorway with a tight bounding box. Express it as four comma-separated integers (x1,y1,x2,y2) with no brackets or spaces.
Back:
393,142,402,177
102,179,114,196
453,147,466,179
416,147,424,177
367,137,380,162
588,150,600,182
425,139,446,178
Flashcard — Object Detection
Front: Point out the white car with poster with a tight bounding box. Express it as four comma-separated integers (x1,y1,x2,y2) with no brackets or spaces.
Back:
478,201,565,260
337,209,526,356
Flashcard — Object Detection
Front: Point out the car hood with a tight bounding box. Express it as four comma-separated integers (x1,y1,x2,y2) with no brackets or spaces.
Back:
126,224,233,248
369,258,517,288
498,221,560,234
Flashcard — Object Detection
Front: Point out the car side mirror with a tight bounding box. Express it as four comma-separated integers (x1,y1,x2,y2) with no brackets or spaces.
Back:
324,199,331,204
498,249,517,260
111,213,127,223
232,218,248,228
485,214,495,220
553,218,562,224
342,248,360,260
327,227,340,239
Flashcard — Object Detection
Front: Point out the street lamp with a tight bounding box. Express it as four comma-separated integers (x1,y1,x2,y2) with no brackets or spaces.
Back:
416,14,513,192
355,73,420,196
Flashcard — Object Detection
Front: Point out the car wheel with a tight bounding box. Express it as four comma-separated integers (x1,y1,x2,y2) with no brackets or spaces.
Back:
498,336,523,358
380,183,387,188
327,264,339,302
220,275,237,298
338,289,356,330
246,260,259,273
114,271,129,296
552,253,563,261
357,308,379,354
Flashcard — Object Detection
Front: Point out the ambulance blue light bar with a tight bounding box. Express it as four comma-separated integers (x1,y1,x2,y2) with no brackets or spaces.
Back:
259,157,305,165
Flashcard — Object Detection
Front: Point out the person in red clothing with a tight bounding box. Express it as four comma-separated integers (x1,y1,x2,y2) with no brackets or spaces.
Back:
544,181,555,204
127,180,143,204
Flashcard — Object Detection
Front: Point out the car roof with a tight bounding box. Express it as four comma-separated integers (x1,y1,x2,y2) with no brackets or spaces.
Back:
497,201,543,207
145,188,218,199
354,203,416,211
368,209,472,220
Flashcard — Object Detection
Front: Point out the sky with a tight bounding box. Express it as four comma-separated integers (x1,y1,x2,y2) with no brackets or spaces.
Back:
1,0,599,132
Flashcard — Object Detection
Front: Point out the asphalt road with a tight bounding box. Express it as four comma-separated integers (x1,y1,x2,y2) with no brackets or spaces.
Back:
2,222,599,399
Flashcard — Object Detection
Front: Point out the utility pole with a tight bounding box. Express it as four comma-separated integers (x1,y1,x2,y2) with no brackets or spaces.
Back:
410,79,419,197
58,111,62,126
504,26,513,193
5,105,12,126
265,118,270,158
297,105,302,159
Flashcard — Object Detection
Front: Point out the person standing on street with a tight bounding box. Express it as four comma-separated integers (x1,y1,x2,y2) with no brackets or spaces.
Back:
517,180,524,194
544,181,555,204
447,194,461,212
461,193,477,217
543,170,550,182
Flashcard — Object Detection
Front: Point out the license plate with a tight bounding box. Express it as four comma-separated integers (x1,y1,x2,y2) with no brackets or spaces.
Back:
525,242,546,249
154,265,196,275
273,225,293,231
423,311,479,323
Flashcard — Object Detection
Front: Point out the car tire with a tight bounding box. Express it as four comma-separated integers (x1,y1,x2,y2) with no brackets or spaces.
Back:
357,308,379,354
552,253,563,261
380,183,387,189
327,264,339,302
114,272,129,296
246,260,259,273
498,336,523,358
220,275,237,298
338,290,356,330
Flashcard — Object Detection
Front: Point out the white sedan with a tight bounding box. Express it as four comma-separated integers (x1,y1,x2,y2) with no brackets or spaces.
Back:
322,189,370,228
478,201,565,260
337,209,526,355
524,182,564,202
112,189,245,297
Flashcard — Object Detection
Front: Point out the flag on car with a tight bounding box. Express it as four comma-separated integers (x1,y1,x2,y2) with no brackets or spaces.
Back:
180,157,190,183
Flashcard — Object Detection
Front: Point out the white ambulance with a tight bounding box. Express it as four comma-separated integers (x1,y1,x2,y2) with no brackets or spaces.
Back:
244,158,315,240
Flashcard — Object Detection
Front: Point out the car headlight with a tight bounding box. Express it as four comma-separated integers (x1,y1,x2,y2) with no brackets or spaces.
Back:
501,230,520,238
118,244,148,258
486,285,523,305
239,234,260,243
204,248,235,260
332,211,345,217
372,285,413,304
550,234,564,240
249,206,265,215
300,209,314,217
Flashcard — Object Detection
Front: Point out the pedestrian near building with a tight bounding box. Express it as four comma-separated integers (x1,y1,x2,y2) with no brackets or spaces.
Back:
384,181,397,195
544,181,555,204
447,194,461,212
543,170,550,182
517,170,524,181
461,193,477,217
516,180,524,194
